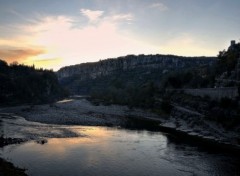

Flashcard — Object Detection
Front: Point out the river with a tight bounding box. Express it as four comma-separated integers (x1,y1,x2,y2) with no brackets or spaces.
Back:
0,115,239,176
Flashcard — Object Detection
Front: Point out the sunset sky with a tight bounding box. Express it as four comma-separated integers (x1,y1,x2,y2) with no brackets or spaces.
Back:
0,0,240,70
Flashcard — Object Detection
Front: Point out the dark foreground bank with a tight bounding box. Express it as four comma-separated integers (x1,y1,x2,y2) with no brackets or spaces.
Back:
0,137,27,176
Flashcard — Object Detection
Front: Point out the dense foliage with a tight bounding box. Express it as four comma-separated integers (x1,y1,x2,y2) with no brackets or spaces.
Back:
217,42,240,75
87,65,216,112
86,44,240,121
58,42,240,120
0,60,68,106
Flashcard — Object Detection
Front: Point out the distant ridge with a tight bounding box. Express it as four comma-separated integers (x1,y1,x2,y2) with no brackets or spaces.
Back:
57,54,216,94
57,54,217,80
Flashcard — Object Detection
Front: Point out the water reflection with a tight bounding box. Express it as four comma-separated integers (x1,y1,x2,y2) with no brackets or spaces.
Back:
0,115,240,176
1,127,178,176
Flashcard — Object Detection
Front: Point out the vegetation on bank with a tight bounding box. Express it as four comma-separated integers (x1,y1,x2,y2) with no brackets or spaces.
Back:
0,60,68,106
217,42,240,75
89,42,240,124
88,64,218,114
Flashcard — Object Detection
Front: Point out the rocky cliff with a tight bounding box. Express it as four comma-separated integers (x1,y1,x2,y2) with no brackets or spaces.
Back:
57,54,217,80
56,54,217,94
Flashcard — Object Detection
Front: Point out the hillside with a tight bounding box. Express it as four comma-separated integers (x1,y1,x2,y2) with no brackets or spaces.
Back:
0,60,68,106
57,54,216,94
55,43,240,137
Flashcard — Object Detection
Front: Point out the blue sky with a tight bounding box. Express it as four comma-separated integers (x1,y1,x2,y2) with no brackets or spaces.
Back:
0,0,240,70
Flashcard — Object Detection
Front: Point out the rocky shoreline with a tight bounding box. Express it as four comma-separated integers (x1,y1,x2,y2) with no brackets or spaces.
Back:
0,99,160,126
1,98,240,149
0,98,240,175
160,106,240,149
0,99,240,149
0,158,27,176
0,137,27,176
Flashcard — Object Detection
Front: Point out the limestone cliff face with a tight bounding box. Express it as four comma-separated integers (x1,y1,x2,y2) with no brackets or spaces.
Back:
57,54,217,80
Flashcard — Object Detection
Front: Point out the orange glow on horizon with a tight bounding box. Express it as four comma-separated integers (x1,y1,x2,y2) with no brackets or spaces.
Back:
0,13,220,71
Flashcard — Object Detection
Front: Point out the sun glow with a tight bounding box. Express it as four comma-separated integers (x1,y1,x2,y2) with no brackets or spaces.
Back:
1,1,235,70
16,14,159,70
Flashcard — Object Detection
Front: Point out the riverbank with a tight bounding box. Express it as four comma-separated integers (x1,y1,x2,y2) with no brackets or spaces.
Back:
0,98,240,176
0,98,239,150
0,98,159,176
0,158,27,176
0,137,27,176
0,99,160,126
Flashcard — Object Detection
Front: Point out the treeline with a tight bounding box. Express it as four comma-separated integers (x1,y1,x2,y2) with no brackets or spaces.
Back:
0,60,68,106
89,65,216,111
89,42,240,115
91,81,157,107
90,80,173,115
217,42,240,74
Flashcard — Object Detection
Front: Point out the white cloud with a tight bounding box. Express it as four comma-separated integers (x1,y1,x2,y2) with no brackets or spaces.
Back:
20,14,158,70
110,14,134,22
149,3,168,11
80,9,104,23
80,8,133,24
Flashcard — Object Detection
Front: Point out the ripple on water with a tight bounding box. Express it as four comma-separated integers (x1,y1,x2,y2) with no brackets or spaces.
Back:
0,115,240,176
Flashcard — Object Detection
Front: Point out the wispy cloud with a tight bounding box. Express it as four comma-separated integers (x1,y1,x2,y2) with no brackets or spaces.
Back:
110,14,133,22
80,8,133,24
149,3,168,11
19,14,158,69
0,9,158,70
0,47,45,63
80,9,104,23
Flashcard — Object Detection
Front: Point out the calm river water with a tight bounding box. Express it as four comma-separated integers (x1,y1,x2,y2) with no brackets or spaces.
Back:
0,115,240,176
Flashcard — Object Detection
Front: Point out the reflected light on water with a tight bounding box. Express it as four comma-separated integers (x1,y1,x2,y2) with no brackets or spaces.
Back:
1,126,239,176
